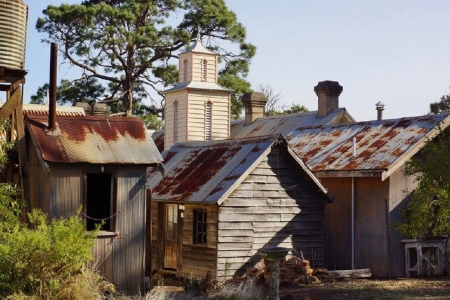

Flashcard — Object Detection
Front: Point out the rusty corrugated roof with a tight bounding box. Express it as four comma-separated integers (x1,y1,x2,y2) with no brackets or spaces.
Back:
286,113,450,179
148,136,276,203
151,130,164,153
27,115,163,165
147,135,334,204
231,108,354,139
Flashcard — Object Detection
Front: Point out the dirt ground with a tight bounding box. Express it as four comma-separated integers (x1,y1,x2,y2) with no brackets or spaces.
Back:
278,276,450,300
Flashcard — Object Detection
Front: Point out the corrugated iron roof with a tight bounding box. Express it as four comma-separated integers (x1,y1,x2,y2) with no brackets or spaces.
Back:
148,136,276,203
27,115,163,165
0,103,86,117
22,103,86,116
286,113,450,178
151,130,164,153
231,108,354,139
148,135,334,204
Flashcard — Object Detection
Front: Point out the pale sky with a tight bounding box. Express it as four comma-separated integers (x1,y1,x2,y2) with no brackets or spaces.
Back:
23,0,450,121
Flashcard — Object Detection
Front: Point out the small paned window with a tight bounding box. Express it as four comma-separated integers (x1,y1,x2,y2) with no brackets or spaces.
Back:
183,59,188,82
193,210,207,245
201,59,207,81
205,101,212,140
173,100,178,143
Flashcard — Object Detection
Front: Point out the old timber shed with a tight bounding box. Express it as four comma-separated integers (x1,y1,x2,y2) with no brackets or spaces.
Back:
147,135,335,278
25,113,163,294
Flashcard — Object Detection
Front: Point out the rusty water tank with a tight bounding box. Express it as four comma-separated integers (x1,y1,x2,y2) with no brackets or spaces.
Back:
0,0,28,70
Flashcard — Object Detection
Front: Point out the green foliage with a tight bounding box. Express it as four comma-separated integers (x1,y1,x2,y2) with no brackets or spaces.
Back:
30,78,106,106
397,128,450,238
36,0,255,118
430,91,450,114
266,103,309,117
0,207,99,297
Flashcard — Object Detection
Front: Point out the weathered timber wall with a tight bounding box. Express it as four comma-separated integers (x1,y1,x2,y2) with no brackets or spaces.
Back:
322,177,352,271
218,148,329,278
388,165,417,278
322,177,392,277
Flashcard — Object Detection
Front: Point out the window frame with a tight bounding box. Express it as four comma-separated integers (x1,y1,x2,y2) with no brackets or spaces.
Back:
83,172,117,233
193,209,207,245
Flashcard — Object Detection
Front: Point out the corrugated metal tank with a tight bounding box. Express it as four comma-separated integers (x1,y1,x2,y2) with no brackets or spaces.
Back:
0,0,28,70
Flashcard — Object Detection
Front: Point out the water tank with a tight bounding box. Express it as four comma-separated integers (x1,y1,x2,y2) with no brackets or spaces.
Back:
0,0,28,70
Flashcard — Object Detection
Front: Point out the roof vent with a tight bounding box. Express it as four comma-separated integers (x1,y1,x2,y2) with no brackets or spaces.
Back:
376,101,385,121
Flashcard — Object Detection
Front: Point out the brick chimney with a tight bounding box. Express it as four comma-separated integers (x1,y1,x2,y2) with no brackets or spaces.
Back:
314,80,343,117
242,92,268,124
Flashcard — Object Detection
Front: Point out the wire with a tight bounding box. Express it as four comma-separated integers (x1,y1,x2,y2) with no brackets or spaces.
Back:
80,210,121,221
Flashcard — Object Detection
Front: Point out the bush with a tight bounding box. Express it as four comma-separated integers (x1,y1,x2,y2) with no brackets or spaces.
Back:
0,206,100,298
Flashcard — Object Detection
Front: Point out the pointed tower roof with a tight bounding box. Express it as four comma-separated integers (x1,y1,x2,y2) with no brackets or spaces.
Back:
180,33,217,55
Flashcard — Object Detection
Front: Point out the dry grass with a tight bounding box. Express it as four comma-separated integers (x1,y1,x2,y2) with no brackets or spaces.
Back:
279,276,450,300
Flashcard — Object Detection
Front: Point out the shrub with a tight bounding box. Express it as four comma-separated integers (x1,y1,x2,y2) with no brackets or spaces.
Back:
0,207,100,298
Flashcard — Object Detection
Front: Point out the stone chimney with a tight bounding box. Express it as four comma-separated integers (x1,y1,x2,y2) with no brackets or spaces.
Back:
242,92,268,124
314,80,343,117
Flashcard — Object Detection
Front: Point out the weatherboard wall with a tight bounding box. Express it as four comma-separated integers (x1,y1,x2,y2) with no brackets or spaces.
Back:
217,148,329,278
187,90,230,142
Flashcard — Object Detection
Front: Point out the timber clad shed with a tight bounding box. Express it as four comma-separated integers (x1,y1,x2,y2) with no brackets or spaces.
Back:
25,114,163,294
147,135,335,278
284,114,450,278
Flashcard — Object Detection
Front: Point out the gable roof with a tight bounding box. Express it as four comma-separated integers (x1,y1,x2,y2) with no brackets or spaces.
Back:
27,115,163,167
0,102,86,117
147,135,334,205
286,113,450,180
230,108,354,139
151,108,355,152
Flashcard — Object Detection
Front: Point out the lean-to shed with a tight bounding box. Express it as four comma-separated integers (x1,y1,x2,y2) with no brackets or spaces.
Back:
25,114,163,294
147,135,335,278
285,114,450,278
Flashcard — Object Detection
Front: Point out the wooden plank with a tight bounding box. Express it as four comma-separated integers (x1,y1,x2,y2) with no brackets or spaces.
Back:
328,269,372,279
217,229,254,237
218,236,253,243
0,84,21,118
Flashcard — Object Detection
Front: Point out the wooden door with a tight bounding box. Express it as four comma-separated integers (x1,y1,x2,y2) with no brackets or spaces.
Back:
164,204,179,269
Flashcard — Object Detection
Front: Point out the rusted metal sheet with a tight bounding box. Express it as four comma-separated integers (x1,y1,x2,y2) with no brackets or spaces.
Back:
231,108,351,139
27,115,163,165
148,136,277,203
286,114,450,172
151,129,164,153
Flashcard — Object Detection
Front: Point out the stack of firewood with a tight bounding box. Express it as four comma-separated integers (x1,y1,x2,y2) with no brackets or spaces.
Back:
261,257,371,285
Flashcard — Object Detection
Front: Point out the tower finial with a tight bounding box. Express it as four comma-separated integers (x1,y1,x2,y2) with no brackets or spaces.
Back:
196,26,201,41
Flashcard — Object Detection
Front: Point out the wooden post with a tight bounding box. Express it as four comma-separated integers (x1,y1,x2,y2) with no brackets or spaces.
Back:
145,189,152,281
12,84,29,203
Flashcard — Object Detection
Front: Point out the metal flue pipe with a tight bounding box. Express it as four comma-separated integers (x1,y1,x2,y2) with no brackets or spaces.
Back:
48,42,57,131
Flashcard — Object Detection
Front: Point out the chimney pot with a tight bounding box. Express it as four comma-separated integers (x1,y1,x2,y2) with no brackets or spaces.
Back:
314,80,343,117
241,92,268,124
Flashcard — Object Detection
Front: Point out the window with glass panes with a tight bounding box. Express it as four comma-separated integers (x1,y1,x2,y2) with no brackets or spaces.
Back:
193,210,207,244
